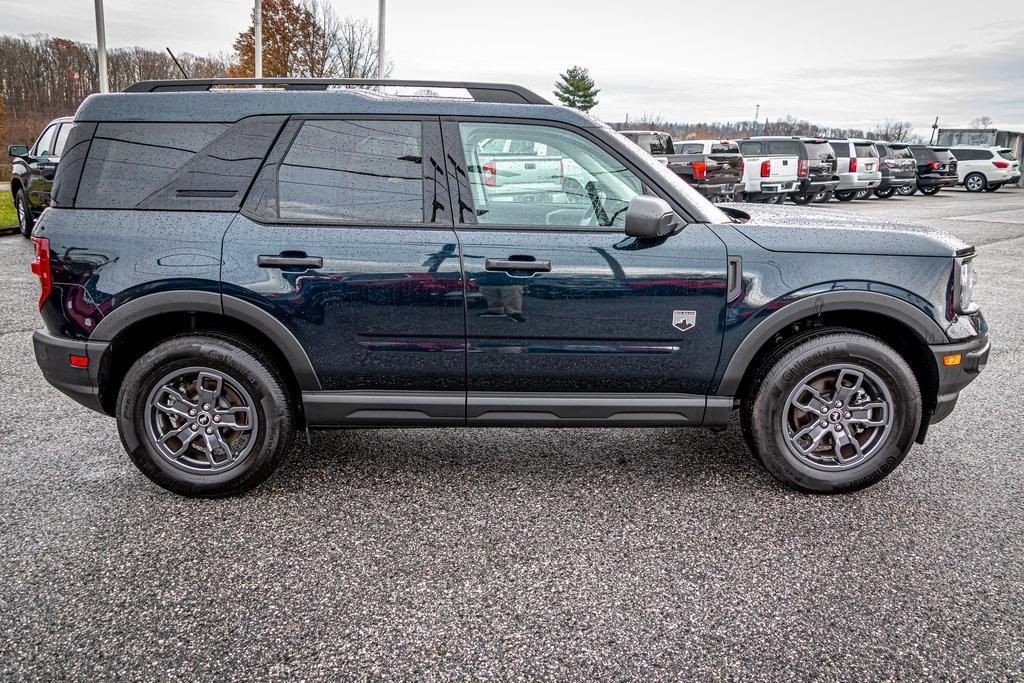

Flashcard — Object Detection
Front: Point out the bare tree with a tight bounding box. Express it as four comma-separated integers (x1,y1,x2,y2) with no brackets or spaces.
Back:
970,115,993,129
335,17,391,78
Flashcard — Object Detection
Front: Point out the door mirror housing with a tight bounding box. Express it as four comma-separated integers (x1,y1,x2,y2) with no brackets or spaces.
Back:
7,144,30,158
624,195,680,238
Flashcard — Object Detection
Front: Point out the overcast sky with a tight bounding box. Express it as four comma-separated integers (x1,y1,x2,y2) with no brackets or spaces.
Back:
2,0,1022,135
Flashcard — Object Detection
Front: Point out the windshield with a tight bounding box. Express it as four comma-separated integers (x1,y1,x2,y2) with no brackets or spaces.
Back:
891,146,914,159
610,129,731,224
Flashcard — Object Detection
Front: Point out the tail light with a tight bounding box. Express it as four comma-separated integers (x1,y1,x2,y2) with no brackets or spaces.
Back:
885,159,896,169
482,162,496,187
692,160,707,180
929,161,941,171
797,159,808,178
993,160,1010,169
30,236,52,310
849,157,857,173
741,160,746,176
760,159,771,177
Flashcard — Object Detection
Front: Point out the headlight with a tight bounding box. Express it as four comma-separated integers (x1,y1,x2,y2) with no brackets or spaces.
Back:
955,257,978,314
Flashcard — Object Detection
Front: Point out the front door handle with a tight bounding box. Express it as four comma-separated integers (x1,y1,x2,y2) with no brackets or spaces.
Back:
485,257,552,273
257,254,324,269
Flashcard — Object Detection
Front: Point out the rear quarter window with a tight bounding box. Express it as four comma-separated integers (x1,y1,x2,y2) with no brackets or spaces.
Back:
739,141,762,155
73,117,285,211
765,140,802,156
998,149,1017,161
804,143,835,161
829,142,850,157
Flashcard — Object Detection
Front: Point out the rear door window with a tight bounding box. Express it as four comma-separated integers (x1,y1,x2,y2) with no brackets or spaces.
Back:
278,119,424,223
52,123,72,157
33,124,58,157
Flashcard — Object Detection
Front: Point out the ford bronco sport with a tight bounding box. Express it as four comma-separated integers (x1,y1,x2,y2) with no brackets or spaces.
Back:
32,79,989,497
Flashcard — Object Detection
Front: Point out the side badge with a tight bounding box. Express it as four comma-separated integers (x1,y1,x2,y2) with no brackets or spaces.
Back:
672,310,697,333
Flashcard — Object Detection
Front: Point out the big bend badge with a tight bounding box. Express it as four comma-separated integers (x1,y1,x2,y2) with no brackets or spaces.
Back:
672,310,697,333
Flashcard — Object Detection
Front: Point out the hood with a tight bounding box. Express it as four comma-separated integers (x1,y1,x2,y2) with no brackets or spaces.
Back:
723,203,969,257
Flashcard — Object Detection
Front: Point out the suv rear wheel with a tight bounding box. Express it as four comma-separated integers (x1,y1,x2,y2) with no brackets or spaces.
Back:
919,185,941,195
964,173,987,192
15,188,34,238
742,331,921,493
116,334,295,497
896,183,916,196
874,187,895,199
834,190,856,202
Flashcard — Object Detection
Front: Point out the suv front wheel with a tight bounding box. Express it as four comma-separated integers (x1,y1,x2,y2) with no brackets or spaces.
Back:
743,331,921,493
15,188,34,238
116,334,295,497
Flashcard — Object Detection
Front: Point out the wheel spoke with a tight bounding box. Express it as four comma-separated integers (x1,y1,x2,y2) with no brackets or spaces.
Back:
214,406,253,431
152,386,197,420
834,368,864,404
794,423,829,455
196,371,224,406
200,428,235,462
847,401,889,427
162,424,199,459
792,384,829,414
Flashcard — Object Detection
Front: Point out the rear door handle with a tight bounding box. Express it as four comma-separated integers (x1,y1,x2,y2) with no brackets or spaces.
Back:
257,254,324,269
485,258,552,273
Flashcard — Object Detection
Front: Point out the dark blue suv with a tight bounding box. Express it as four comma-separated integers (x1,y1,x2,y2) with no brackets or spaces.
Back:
31,79,989,497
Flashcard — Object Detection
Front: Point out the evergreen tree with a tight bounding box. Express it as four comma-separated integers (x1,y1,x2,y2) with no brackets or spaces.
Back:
553,66,600,112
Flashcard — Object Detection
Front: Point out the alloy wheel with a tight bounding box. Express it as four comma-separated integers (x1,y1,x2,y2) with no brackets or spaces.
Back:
144,367,259,474
782,363,893,471
965,175,985,192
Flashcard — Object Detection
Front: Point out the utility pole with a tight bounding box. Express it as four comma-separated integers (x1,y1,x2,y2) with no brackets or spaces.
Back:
94,0,108,93
377,0,386,79
254,0,263,80
929,116,939,145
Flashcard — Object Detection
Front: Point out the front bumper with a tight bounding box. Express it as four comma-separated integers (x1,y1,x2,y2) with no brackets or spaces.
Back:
928,332,989,424
33,329,109,413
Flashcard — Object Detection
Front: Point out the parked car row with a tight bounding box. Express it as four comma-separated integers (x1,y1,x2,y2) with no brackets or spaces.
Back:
619,129,1020,205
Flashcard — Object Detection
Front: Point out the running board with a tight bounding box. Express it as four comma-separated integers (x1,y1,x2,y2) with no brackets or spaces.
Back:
303,391,734,428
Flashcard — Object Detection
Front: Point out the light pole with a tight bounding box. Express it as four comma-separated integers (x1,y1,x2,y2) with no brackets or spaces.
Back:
254,0,263,80
94,0,108,93
377,0,386,79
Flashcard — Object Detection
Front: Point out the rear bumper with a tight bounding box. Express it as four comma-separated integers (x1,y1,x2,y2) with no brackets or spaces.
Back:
878,176,915,190
918,174,958,188
693,180,740,197
33,329,109,414
835,172,881,190
745,180,799,195
928,333,989,424
796,178,839,194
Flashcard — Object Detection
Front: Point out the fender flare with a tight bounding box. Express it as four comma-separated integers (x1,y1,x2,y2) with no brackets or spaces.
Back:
716,291,946,396
90,290,321,390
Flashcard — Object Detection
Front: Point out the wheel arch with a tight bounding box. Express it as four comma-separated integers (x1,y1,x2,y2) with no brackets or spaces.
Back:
90,291,320,414
718,292,944,417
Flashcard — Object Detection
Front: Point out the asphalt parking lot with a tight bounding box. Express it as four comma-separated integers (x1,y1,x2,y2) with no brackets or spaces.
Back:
2,189,1022,680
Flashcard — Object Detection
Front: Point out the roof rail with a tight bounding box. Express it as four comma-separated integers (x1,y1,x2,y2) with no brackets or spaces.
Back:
123,78,551,105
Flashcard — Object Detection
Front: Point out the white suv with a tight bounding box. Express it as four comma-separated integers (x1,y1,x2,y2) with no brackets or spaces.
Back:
949,147,1021,192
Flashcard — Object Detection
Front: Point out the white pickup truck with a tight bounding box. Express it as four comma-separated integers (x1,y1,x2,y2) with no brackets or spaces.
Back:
735,137,806,203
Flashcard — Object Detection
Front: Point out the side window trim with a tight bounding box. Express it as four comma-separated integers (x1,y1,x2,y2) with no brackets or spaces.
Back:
32,124,58,157
439,115,697,232
243,114,450,228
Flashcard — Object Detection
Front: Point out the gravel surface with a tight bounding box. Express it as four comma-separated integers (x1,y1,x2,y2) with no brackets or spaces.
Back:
2,189,1023,681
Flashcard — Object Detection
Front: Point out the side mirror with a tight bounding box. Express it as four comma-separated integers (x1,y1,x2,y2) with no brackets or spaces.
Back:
624,195,680,238
7,144,30,158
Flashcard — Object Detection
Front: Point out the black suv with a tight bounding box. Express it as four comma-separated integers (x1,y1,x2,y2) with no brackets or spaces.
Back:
32,79,989,497
8,116,74,237
791,138,839,204
906,145,958,195
872,142,917,199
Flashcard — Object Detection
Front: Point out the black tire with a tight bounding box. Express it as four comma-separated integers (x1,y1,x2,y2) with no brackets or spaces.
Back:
834,190,856,202
813,191,833,203
874,187,895,199
854,189,870,200
790,193,814,205
963,173,987,193
896,183,917,196
919,185,941,195
984,184,1002,192
116,334,295,497
742,331,921,493
15,187,34,238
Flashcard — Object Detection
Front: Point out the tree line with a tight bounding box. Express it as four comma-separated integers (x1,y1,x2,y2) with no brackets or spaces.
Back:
614,114,924,144
0,0,387,180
